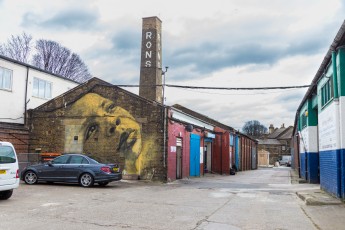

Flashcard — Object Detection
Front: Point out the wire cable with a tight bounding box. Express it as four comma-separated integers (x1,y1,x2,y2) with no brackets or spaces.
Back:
115,84,313,90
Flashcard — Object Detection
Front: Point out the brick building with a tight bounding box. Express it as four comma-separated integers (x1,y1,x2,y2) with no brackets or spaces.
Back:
26,16,258,182
28,78,166,180
257,124,293,164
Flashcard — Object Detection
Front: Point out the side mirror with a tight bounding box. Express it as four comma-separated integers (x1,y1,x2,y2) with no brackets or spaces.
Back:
47,161,53,167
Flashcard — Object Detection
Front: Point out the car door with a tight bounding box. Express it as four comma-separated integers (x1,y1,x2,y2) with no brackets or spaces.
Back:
39,155,70,181
62,155,90,182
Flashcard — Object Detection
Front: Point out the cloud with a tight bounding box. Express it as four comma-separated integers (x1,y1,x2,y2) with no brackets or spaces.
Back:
165,31,331,79
161,10,341,82
110,30,141,58
21,7,100,30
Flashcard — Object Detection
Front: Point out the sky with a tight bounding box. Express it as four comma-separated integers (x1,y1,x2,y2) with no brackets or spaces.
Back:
0,0,344,131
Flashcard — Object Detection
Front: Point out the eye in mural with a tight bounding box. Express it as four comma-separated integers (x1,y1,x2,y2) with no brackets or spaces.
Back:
65,93,142,175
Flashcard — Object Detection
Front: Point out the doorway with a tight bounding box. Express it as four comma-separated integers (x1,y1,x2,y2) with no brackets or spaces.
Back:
176,138,182,179
204,141,212,173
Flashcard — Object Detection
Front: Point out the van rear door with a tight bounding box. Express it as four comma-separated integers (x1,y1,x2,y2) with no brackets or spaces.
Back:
0,144,18,186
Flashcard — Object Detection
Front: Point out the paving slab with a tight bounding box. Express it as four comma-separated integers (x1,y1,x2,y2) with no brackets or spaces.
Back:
296,190,344,206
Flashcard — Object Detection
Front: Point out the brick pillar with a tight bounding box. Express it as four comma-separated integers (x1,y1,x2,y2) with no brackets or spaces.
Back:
139,16,163,103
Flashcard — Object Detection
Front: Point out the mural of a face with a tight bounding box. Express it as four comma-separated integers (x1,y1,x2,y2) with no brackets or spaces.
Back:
66,93,142,174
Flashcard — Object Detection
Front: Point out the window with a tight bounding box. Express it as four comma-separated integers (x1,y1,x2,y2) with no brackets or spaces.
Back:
301,112,307,128
52,155,69,164
0,146,16,164
33,77,52,99
69,156,89,164
321,77,333,107
0,66,13,90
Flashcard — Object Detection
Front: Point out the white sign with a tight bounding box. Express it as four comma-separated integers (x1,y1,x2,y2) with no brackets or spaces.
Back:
319,104,337,151
170,146,176,153
200,147,204,163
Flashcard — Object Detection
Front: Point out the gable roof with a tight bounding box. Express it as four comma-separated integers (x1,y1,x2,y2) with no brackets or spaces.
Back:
33,77,163,112
257,139,281,145
268,126,293,139
0,54,80,84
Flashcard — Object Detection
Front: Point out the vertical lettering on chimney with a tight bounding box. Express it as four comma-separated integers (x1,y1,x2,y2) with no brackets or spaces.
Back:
139,17,163,103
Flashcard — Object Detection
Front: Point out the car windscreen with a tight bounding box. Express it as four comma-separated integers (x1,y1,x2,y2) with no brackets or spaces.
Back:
0,146,16,164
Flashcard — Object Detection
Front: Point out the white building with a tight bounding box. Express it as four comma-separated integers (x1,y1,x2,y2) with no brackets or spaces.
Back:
0,54,79,152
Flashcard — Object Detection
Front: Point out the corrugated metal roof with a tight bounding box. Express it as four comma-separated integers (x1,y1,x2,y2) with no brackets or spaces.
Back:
293,20,345,134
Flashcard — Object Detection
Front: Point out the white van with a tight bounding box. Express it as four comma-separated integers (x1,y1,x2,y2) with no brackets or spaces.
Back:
0,142,19,200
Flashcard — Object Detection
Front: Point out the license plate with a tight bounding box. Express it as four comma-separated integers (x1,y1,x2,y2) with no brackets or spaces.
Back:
0,170,6,174
113,167,119,172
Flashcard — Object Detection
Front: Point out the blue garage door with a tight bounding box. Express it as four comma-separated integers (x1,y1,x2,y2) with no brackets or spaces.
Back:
190,134,200,177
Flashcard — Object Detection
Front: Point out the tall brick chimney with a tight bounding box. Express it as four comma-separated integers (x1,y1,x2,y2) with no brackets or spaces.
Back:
139,16,163,103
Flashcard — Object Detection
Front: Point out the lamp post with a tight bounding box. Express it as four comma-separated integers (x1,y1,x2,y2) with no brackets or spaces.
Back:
162,66,168,106
161,66,168,169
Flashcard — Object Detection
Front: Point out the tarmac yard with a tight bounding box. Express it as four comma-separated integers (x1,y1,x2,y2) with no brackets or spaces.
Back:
1,167,344,230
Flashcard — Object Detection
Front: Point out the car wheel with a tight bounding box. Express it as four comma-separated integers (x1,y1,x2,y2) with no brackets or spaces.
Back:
98,182,109,187
79,173,94,187
24,171,38,185
0,190,13,200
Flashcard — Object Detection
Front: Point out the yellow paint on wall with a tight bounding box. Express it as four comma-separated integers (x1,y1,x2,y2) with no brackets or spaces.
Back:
65,93,158,176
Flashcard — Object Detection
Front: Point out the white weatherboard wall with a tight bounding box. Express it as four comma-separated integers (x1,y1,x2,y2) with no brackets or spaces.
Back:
0,57,79,124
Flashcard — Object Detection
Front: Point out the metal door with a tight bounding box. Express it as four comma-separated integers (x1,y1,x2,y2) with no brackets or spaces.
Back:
190,134,200,177
176,146,182,179
235,136,240,170
251,147,257,169
176,138,182,179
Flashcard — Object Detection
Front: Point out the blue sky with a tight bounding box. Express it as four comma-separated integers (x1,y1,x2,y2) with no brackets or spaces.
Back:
0,0,344,130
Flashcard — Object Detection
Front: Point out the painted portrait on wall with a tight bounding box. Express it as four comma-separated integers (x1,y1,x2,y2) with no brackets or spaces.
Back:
64,93,142,175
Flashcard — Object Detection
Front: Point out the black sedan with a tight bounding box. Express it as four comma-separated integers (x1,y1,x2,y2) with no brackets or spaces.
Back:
21,154,122,187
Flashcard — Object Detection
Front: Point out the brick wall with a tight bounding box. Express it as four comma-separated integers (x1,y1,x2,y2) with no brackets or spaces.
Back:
0,125,29,154
28,81,167,181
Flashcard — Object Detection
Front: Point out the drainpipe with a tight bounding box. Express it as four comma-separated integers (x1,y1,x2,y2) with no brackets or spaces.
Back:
163,107,167,169
332,51,339,99
24,67,29,126
332,51,341,150
220,132,223,175
332,50,341,192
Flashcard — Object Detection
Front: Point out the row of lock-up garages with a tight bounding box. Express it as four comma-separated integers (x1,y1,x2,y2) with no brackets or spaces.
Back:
167,104,258,182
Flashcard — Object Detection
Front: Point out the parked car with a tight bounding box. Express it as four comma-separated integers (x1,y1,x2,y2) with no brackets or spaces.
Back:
21,154,122,187
0,142,20,200
279,156,292,167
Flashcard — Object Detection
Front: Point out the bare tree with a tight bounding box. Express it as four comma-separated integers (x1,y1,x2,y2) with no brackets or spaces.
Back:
32,39,91,83
0,32,32,63
242,120,268,137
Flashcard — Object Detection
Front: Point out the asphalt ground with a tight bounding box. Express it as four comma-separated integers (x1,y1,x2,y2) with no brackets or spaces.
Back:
1,167,344,230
